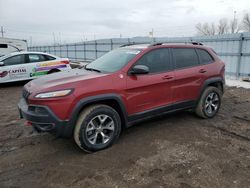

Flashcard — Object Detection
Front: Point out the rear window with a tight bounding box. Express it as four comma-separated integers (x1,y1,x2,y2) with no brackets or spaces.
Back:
196,49,214,64
172,48,199,69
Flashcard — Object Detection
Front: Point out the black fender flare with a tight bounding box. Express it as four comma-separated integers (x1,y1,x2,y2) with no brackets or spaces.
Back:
65,94,128,136
198,77,225,103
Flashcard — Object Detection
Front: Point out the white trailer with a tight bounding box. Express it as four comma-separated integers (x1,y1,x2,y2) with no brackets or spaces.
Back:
0,38,27,57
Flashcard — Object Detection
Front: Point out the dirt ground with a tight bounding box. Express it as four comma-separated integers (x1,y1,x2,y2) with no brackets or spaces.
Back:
0,82,250,188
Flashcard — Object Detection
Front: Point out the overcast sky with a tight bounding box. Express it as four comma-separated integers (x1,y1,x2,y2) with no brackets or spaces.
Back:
0,0,250,45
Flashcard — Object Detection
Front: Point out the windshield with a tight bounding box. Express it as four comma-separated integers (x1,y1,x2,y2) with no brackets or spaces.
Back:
85,49,141,73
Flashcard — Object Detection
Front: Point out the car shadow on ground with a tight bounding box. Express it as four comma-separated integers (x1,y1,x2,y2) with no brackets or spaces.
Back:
0,80,30,88
56,110,195,155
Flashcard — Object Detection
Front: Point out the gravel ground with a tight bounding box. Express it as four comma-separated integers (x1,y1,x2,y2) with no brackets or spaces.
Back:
0,82,250,188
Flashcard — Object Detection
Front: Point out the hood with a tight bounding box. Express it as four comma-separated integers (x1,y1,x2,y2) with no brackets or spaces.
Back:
25,68,107,93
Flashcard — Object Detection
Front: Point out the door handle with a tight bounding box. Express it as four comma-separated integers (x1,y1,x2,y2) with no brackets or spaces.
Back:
162,75,174,80
199,69,207,73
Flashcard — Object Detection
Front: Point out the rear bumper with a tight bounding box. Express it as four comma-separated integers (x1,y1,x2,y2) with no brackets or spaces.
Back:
18,98,72,138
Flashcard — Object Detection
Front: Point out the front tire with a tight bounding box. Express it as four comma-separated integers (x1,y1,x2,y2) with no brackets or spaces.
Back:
195,86,222,119
74,105,121,152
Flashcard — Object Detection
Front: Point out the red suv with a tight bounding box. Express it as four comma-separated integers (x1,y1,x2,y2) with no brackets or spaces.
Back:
18,43,225,152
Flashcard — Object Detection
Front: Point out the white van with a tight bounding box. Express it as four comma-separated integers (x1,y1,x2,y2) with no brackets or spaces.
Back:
0,38,27,57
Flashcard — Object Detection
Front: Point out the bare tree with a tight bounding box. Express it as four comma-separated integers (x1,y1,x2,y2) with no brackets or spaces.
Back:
242,13,250,31
230,18,240,33
196,22,216,36
217,19,228,34
196,13,247,36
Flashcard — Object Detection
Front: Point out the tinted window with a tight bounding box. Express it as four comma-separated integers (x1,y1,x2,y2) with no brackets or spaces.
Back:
38,55,46,61
44,55,56,60
3,55,25,66
135,48,172,73
173,48,199,69
196,49,214,64
28,54,41,63
27,54,52,63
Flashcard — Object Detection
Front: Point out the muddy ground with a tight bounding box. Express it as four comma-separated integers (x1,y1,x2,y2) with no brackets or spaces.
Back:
0,82,250,188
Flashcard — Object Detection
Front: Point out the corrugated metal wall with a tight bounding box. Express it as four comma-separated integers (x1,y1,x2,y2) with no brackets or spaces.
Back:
28,33,250,79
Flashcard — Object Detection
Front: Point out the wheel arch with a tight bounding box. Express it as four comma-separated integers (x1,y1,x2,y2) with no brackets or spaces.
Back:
198,77,224,101
67,94,128,137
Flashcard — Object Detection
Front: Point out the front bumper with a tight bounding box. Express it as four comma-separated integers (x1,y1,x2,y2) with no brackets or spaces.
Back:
18,98,72,138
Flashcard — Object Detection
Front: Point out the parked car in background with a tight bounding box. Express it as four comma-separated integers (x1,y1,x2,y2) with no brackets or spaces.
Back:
0,52,71,83
18,43,225,152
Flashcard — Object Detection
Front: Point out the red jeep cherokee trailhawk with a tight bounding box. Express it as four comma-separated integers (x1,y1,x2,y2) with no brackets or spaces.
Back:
18,43,225,152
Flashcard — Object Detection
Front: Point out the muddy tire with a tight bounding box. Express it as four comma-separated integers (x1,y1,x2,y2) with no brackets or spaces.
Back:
195,86,222,119
74,105,121,152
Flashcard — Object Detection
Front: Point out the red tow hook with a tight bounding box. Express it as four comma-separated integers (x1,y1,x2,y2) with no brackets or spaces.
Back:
25,121,32,126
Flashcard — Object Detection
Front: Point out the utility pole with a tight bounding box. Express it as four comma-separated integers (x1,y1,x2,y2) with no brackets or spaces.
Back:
233,11,236,23
52,32,56,45
149,28,154,37
29,36,33,47
59,32,62,45
232,11,237,33
1,26,5,37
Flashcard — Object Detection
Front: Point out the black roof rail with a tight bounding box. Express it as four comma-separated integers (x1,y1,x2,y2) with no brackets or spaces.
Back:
191,41,203,45
120,41,203,48
149,42,203,46
149,42,163,47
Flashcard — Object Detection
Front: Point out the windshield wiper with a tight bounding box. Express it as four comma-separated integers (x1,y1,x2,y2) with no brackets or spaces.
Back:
84,67,101,73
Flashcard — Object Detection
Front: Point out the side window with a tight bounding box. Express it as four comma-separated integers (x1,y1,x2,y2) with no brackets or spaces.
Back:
172,48,199,69
38,54,46,62
196,49,214,64
27,54,53,63
3,55,25,66
28,54,40,63
44,55,56,60
135,48,172,73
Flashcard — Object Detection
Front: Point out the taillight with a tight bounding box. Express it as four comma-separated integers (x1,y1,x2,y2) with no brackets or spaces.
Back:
61,60,69,64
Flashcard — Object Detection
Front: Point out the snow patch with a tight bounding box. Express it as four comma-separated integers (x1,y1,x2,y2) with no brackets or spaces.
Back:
226,79,250,89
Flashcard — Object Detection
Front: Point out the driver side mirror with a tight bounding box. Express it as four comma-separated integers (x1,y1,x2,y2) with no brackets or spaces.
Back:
129,65,149,75
0,62,4,66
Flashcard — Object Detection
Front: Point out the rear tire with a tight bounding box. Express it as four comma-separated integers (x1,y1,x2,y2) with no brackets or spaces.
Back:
195,86,222,119
74,105,121,152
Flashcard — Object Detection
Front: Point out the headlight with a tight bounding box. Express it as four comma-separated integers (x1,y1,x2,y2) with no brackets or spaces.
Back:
35,89,73,99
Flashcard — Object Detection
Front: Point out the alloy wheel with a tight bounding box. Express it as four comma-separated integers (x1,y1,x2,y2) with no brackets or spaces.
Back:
204,92,219,114
85,114,115,145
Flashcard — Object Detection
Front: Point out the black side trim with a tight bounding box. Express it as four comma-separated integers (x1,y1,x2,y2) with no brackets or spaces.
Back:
128,100,196,125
